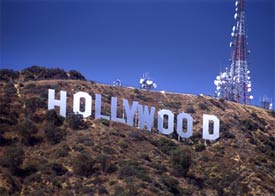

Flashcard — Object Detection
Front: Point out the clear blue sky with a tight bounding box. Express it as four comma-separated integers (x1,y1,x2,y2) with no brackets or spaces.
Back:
1,0,274,107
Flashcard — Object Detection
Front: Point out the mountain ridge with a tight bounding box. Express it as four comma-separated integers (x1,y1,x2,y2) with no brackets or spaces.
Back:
0,68,275,195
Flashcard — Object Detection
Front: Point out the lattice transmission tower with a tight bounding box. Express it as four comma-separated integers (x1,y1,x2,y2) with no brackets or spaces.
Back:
214,0,253,104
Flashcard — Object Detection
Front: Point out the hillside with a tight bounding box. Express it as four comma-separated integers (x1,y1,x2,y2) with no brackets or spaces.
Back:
0,68,275,195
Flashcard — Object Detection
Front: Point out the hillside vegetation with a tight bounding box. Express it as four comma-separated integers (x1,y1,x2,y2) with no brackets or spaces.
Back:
0,67,274,196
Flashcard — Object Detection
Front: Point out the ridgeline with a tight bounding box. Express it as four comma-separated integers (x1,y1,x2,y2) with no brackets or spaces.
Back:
0,66,274,195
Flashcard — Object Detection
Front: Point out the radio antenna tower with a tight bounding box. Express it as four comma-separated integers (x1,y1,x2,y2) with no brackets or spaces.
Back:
260,96,273,110
214,0,253,104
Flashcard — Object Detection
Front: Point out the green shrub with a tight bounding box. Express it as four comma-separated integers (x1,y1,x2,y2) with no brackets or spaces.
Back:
0,174,20,195
0,126,11,139
140,153,151,162
24,173,42,184
134,89,140,94
21,66,47,81
119,141,129,149
209,99,225,110
25,97,47,112
97,154,111,172
100,118,110,126
2,146,24,175
119,160,150,182
44,123,66,145
186,105,195,113
55,144,70,157
77,137,93,146
49,162,68,176
128,130,144,141
238,119,259,131
21,65,69,81
151,162,167,174
194,143,206,152
161,175,183,195
199,102,208,110
221,130,236,139
45,109,64,126
72,145,85,152
73,152,96,177
220,122,230,132
106,163,118,174
98,186,109,195
170,148,192,177
3,83,17,95
0,97,19,126
155,138,178,155
190,131,202,143
0,69,19,82
18,119,38,145
46,68,68,80
67,113,86,130
20,159,38,177
103,146,116,154
68,70,86,80
125,179,139,196
220,122,235,139
204,171,244,195
219,98,225,103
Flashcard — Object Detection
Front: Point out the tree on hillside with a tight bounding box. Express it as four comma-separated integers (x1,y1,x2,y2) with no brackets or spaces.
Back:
46,68,68,80
66,112,87,130
45,109,64,126
0,69,19,82
21,65,86,81
68,70,86,80
21,65,47,81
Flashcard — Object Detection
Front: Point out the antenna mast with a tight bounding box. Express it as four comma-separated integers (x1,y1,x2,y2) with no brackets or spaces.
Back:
215,0,252,104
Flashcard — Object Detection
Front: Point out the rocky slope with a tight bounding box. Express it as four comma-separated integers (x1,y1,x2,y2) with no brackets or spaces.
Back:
0,67,274,196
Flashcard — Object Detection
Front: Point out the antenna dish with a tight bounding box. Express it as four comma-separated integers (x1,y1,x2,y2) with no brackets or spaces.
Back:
222,72,227,78
235,1,239,7
232,26,236,32
139,72,157,90
249,95,254,100
147,80,153,85
113,79,122,87
234,13,238,19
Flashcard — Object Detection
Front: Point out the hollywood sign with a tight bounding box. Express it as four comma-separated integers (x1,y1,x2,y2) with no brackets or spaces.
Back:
48,89,220,140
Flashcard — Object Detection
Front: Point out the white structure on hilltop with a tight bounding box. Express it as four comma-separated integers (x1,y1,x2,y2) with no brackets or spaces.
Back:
214,0,253,104
139,72,157,90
